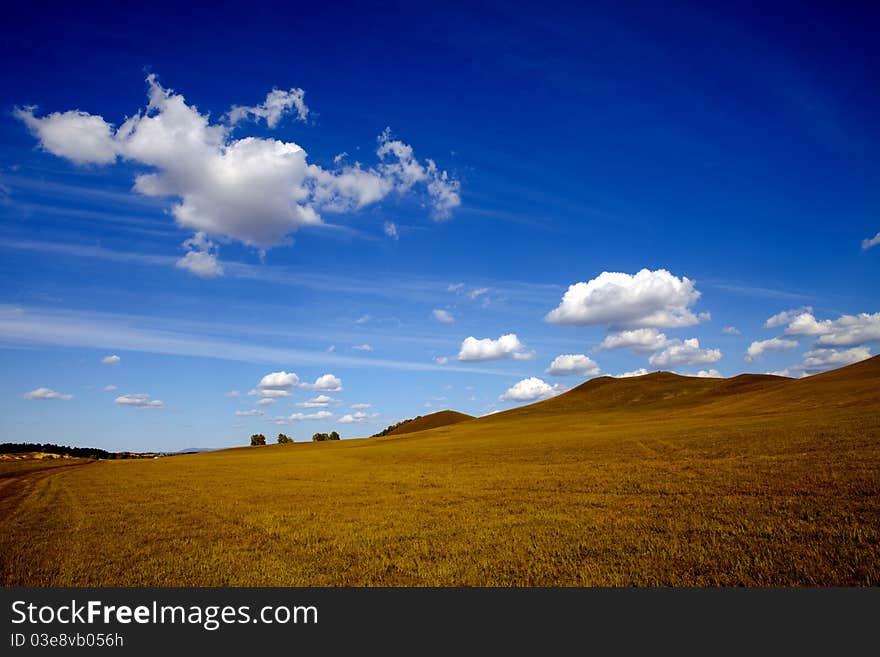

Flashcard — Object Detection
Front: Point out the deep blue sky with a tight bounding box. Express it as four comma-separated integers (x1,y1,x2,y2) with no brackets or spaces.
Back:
1,1,878,450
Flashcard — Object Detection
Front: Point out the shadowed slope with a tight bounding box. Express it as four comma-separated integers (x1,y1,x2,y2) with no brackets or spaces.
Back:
383,410,475,436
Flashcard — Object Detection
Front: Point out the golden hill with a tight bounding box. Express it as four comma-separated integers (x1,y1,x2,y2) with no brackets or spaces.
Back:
378,409,475,436
1,356,878,586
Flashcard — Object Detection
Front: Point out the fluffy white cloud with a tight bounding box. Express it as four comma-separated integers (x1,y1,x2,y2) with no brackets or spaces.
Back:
338,411,370,423
598,328,669,353
862,232,880,250
15,107,117,164
764,307,813,329
546,354,600,377
23,387,73,400
353,344,373,352
228,87,309,128
287,410,333,421
384,221,399,239
722,326,741,335
613,368,649,378
499,377,564,402
457,333,534,362
16,75,460,254
257,371,299,389
175,232,223,278
235,409,264,417
800,347,871,373
744,338,799,362
296,395,339,408
102,354,121,364
307,374,343,392
648,338,721,367
114,393,163,408
774,311,880,347
432,309,454,324
546,269,706,329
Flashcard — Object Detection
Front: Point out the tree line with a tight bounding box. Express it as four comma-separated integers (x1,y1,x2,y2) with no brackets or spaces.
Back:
249,432,340,445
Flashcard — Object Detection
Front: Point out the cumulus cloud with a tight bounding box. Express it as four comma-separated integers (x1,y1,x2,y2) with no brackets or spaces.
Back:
862,232,880,250
296,395,339,408
338,411,370,423
778,311,880,347
102,354,121,364
384,221,399,239
457,333,534,362
598,328,669,353
648,338,721,367
307,374,343,392
613,368,650,378
235,409,264,417
800,347,871,373
546,269,706,329
546,354,600,377
228,87,309,128
499,377,564,402
764,306,813,329
279,410,333,422
722,326,741,335
16,75,460,255
744,338,799,362
114,393,163,408
23,387,73,400
432,309,454,324
175,232,223,278
257,371,300,390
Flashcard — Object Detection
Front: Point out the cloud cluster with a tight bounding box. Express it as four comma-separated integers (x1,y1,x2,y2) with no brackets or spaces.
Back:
781,311,880,347
744,338,798,362
648,338,721,367
114,393,163,409
338,411,377,423
546,354,600,377
176,232,223,278
23,387,73,400
598,328,669,353
457,333,534,362
255,371,342,393
546,269,707,329
499,377,564,402
16,75,460,258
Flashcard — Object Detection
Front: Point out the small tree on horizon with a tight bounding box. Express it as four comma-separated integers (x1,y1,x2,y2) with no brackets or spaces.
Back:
250,433,266,446
277,433,292,444
329,431,340,441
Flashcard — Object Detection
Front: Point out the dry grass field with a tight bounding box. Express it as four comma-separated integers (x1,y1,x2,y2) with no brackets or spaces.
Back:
1,357,878,586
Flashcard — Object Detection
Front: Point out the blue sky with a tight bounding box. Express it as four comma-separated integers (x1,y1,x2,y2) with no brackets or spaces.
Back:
1,1,878,451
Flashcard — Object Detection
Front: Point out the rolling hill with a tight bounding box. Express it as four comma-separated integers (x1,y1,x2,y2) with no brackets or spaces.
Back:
1,356,878,586
376,409,475,436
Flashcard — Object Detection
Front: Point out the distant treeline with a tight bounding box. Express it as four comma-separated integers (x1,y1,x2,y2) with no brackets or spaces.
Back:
0,443,151,459
371,416,422,438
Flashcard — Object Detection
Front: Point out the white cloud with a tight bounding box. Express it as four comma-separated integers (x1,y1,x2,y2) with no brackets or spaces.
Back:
296,395,339,408
648,338,721,367
23,387,73,400
693,369,721,378
598,328,669,353
15,107,117,164
338,411,370,423
384,221,399,239
432,309,454,324
256,398,276,406
765,306,813,329
350,403,371,410
779,312,880,348
103,384,118,392
285,410,333,421
225,390,241,398
499,377,564,402
250,388,290,398
257,371,300,390
457,333,534,362
546,269,706,329
862,232,880,250
467,287,490,300
17,75,460,253
228,87,309,128
744,338,799,362
114,393,163,408
235,409,264,417
175,232,223,278
353,344,373,352
722,326,741,335
305,374,343,392
433,356,448,365
546,354,600,377
102,354,121,364
800,347,871,373
613,368,650,378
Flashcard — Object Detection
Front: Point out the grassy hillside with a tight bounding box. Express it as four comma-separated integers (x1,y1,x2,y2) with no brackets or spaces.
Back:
380,410,475,436
1,357,878,586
